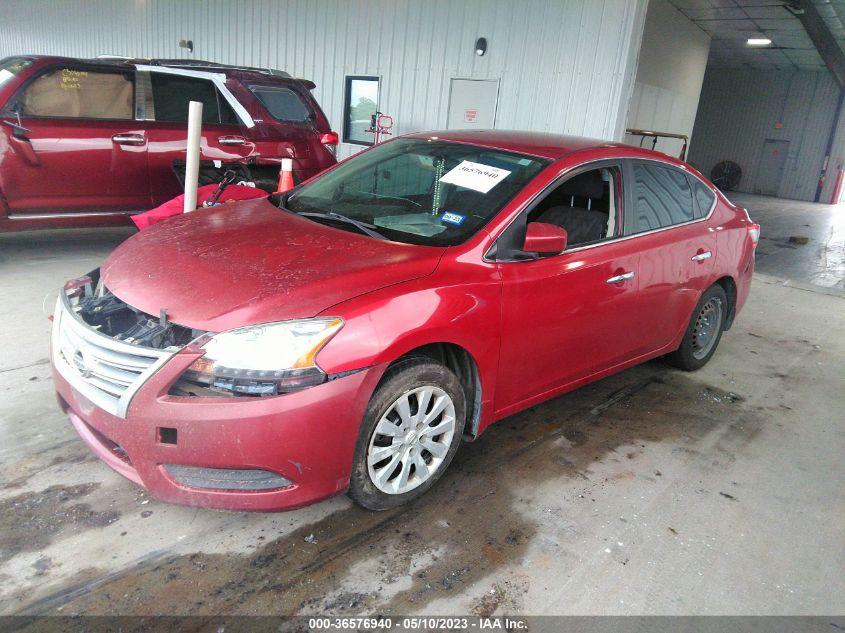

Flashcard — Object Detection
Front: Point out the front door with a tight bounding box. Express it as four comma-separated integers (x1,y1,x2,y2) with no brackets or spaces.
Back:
447,79,499,130
496,244,642,413
0,65,150,216
494,163,646,414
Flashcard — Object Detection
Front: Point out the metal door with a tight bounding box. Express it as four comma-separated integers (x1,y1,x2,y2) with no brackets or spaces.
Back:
757,140,789,196
446,79,499,130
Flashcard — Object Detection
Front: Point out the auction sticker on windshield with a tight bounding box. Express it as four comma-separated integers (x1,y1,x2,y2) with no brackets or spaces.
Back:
439,160,511,193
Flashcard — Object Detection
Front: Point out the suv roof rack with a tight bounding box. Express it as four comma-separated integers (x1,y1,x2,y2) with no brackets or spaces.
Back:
95,55,293,78
150,59,293,78
93,55,312,86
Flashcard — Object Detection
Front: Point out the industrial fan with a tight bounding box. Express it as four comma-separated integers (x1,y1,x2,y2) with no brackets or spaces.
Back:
710,161,742,191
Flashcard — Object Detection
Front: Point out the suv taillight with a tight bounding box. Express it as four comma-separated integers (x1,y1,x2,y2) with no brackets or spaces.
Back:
320,131,339,157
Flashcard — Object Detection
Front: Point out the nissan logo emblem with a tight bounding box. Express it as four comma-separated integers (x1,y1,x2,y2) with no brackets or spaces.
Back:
72,350,92,379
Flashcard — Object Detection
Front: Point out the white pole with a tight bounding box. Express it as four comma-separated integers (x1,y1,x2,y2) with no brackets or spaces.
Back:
183,101,203,213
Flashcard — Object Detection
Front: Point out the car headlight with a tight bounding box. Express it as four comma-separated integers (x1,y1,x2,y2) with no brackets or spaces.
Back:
176,318,343,396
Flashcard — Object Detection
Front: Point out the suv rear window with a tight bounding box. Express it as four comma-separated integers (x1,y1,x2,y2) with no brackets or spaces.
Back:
20,68,134,120
250,86,311,122
151,74,237,124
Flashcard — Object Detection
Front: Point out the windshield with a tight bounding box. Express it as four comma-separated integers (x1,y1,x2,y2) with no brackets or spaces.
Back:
0,58,33,90
286,138,548,246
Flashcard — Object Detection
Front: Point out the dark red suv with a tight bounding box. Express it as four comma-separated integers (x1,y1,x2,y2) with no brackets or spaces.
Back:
0,56,338,231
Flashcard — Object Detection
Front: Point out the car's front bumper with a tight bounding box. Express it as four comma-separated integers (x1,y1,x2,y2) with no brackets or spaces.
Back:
52,322,386,511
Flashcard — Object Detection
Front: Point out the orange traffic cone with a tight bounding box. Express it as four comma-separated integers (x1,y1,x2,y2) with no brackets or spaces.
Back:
275,158,294,193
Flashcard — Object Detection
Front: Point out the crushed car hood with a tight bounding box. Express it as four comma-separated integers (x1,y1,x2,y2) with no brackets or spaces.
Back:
102,198,445,332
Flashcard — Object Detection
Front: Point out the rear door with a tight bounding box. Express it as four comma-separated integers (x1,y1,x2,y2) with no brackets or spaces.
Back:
0,64,150,216
143,70,256,205
622,160,717,352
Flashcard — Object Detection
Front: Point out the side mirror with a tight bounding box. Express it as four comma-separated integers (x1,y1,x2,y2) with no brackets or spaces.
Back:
523,222,567,255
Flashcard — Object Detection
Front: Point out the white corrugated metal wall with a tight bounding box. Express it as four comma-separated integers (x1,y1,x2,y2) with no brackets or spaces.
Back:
0,0,648,160
624,0,710,159
688,69,840,202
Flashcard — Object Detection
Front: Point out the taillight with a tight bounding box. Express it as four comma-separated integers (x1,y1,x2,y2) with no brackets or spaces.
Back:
748,223,761,247
739,207,760,248
320,131,339,157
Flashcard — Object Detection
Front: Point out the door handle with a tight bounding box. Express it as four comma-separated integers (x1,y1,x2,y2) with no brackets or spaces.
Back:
112,133,145,145
606,271,635,284
691,251,712,262
218,135,246,145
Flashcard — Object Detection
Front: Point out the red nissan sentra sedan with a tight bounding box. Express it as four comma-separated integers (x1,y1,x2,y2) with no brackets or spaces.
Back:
50,130,760,511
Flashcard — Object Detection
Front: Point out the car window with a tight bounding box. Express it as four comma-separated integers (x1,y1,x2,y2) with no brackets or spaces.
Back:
150,74,236,124
251,86,311,122
20,67,134,120
691,177,716,218
0,57,33,90
630,162,695,233
527,166,622,249
286,138,548,247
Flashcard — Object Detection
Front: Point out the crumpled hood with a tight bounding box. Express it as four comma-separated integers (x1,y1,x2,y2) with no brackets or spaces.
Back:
102,198,445,332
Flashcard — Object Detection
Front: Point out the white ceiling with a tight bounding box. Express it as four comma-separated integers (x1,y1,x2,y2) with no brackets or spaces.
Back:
666,0,845,70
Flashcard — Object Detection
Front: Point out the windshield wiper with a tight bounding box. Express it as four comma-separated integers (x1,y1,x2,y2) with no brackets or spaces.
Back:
298,211,388,240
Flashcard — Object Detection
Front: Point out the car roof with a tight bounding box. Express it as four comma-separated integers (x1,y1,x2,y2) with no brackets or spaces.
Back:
404,129,672,162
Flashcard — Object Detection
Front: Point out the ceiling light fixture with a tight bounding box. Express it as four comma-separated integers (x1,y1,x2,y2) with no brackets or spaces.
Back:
747,38,773,47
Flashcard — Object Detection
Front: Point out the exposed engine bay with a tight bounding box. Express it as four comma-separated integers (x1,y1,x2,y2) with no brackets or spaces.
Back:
62,270,303,398
65,269,201,351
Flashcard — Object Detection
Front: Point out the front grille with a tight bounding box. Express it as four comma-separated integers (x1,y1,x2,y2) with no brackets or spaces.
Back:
52,296,175,418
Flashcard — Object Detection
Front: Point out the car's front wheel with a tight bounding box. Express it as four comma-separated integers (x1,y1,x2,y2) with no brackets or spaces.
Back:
667,284,728,371
348,357,465,510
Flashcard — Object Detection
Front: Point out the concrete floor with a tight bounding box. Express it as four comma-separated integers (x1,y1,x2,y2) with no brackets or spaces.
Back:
0,194,843,616
730,192,845,291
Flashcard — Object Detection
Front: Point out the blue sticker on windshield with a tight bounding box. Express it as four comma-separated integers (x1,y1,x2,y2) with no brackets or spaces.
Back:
441,212,466,226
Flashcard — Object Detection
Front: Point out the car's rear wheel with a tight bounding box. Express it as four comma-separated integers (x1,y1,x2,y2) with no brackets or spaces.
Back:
667,285,728,371
348,357,465,510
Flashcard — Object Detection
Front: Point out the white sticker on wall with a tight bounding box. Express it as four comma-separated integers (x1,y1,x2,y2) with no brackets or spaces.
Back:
439,160,512,194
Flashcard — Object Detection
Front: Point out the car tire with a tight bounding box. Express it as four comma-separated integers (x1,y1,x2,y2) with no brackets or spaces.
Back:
348,357,466,511
666,284,728,371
